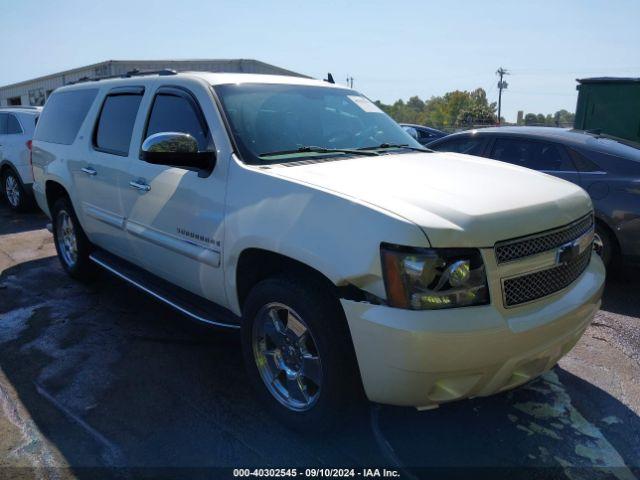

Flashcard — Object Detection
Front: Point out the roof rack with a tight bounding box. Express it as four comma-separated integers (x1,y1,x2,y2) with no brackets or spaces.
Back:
0,105,41,110
68,68,178,85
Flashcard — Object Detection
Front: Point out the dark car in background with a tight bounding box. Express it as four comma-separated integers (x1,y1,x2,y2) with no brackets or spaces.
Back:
400,123,448,145
428,126,640,267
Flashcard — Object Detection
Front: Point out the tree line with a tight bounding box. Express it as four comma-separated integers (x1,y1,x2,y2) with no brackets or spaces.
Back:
373,88,575,130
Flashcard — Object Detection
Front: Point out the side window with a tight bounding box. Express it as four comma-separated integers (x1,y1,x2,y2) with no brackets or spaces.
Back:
567,147,602,172
491,138,575,171
418,129,433,141
6,115,23,134
34,89,98,145
94,93,144,156
432,137,485,156
0,114,7,135
144,92,210,150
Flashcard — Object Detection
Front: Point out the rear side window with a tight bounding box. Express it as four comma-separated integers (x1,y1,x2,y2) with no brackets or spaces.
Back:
491,138,575,171
94,93,144,156
567,147,602,172
144,93,209,150
432,137,485,156
34,89,98,145
6,114,22,134
0,114,7,134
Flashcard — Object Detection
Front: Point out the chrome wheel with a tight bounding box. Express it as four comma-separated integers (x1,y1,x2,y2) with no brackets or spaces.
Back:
593,232,604,257
56,210,78,267
5,174,20,208
252,303,322,411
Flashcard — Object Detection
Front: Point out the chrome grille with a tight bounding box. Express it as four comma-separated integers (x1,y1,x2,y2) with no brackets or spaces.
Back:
503,248,592,307
495,214,594,263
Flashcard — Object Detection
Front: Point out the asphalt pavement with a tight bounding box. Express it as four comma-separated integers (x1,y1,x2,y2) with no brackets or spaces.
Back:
0,203,638,480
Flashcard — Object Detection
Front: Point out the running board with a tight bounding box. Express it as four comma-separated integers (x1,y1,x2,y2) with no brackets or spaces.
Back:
89,249,240,330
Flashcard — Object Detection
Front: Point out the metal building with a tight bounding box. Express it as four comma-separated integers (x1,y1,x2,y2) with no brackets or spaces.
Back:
0,59,307,107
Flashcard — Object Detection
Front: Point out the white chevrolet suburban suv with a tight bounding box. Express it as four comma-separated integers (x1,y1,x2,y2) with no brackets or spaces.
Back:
31,71,605,429
1,106,42,211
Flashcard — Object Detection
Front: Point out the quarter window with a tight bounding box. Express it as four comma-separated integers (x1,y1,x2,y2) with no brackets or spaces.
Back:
94,93,144,156
34,89,98,145
6,114,22,134
491,138,575,171
144,92,210,150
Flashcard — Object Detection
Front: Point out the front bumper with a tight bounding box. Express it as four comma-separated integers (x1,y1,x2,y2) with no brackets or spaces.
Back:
341,255,605,408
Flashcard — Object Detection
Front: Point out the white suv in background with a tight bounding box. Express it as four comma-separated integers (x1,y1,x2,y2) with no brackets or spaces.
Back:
0,106,41,211
31,71,605,430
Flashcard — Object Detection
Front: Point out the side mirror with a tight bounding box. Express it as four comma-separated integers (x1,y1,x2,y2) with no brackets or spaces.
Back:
140,132,215,171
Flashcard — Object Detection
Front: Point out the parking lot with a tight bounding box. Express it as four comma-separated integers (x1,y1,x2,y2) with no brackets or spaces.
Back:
0,202,638,479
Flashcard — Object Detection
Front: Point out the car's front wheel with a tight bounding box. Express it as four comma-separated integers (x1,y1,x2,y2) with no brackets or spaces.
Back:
51,197,95,281
241,275,361,431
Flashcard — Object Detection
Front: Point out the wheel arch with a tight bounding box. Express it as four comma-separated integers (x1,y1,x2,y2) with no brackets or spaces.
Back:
235,248,340,315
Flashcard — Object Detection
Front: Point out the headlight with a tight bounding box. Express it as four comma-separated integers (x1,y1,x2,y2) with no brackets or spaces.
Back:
381,244,489,310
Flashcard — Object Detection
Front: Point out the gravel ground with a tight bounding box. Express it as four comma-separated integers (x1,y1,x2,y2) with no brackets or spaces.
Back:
0,203,638,480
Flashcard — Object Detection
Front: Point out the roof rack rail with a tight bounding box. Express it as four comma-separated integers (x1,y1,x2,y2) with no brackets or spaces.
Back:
68,68,178,85
0,105,41,110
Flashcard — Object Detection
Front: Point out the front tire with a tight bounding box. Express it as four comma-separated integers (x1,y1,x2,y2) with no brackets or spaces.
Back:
241,275,361,432
594,224,614,268
51,197,95,281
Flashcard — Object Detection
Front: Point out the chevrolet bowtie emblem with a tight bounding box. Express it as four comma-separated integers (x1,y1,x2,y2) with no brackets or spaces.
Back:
556,229,594,265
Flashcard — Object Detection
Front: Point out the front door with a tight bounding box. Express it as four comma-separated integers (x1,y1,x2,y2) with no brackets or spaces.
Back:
122,86,228,305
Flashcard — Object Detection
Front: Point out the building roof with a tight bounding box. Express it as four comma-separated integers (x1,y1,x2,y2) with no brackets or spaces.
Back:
576,77,640,84
0,59,308,90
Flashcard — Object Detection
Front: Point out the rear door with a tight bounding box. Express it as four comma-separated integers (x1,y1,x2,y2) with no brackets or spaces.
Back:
121,84,228,304
0,113,27,177
73,87,145,258
489,137,582,185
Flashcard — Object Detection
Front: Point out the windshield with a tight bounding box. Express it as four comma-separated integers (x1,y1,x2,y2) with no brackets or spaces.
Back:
213,83,424,164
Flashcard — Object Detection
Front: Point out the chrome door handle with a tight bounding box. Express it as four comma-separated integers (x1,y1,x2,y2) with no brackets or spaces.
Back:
81,167,97,176
129,180,151,192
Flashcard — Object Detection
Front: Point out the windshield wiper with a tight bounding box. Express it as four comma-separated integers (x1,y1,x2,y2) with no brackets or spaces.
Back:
358,143,432,152
260,145,380,158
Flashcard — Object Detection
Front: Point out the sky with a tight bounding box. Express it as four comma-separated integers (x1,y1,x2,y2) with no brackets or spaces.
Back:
1,0,638,122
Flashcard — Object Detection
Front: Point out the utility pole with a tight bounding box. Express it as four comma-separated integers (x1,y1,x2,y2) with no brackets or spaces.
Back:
346,76,354,88
496,67,509,125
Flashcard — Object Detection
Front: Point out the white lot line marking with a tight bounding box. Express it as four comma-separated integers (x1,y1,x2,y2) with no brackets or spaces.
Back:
0,369,62,480
514,371,636,480
369,404,419,480
34,382,127,472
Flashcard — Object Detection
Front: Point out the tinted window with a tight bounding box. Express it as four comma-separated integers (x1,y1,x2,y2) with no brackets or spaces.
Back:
145,93,209,150
0,114,7,134
417,129,433,141
34,89,98,145
95,94,143,155
432,137,485,156
567,147,602,172
6,114,22,134
491,138,574,171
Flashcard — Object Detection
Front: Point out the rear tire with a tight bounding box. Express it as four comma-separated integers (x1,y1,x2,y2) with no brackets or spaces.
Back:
51,197,96,281
2,170,29,212
241,275,361,432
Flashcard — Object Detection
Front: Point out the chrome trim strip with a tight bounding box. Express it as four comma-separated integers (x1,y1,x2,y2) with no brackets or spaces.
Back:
83,203,126,229
125,220,221,268
89,254,239,329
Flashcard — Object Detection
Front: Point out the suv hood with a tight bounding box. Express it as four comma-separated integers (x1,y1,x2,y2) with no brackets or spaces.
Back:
269,152,592,247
